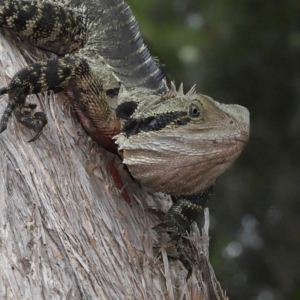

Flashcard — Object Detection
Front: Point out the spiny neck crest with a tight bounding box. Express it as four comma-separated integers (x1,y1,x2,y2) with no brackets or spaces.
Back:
163,81,197,97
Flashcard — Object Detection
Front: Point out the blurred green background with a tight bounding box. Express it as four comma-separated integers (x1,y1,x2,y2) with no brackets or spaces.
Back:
127,0,300,299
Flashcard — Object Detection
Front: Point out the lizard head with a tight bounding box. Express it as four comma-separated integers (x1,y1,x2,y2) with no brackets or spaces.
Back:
115,85,250,195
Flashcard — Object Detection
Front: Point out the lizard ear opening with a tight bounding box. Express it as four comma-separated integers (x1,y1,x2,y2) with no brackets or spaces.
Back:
106,88,120,98
116,101,138,120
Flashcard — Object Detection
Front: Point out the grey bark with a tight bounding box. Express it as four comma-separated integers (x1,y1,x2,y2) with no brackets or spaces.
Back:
0,29,228,300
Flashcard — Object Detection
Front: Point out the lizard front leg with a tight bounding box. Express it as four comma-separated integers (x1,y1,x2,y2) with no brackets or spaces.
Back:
151,187,213,278
0,55,112,142
154,187,214,239
0,91,47,142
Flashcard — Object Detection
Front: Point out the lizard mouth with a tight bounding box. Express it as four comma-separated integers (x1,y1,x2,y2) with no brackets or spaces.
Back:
236,132,249,144
234,133,249,153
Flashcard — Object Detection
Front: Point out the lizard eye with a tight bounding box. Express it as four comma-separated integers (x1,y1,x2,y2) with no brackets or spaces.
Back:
189,104,201,118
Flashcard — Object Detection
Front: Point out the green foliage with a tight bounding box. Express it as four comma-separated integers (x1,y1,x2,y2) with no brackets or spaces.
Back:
128,0,300,299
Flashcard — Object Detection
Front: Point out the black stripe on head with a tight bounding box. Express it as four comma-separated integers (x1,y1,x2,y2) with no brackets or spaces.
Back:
122,111,190,137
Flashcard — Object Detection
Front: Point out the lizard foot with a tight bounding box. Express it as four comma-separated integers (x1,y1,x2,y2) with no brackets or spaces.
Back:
149,206,194,279
13,102,47,142
149,187,214,278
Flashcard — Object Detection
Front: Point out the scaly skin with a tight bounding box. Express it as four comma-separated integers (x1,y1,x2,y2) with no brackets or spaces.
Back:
0,0,250,272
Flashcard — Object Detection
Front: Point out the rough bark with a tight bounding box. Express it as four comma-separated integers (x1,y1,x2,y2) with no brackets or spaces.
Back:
0,29,228,300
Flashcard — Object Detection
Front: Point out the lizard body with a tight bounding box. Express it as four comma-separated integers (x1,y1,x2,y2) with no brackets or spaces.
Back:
0,0,250,266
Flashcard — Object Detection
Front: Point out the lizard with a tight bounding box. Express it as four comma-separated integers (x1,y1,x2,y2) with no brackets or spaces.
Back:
0,0,250,271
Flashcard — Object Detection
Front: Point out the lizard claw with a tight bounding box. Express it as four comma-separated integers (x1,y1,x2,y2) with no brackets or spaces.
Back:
0,101,14,135
148,207,185,239
0,86,9,96
176,237,194,280
27,112,47,142
0,122,7,133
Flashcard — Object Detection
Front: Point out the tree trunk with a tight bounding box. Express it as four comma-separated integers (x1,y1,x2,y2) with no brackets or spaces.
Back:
0,28,228,300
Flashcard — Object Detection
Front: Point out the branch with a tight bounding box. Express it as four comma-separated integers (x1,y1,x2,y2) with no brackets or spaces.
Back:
0,29,228,300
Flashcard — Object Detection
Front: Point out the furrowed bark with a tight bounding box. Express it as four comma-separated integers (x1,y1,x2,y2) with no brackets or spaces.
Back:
0,29,228,300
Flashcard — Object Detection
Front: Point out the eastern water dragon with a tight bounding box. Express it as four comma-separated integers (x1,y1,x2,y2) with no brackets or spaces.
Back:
0,0,250,272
